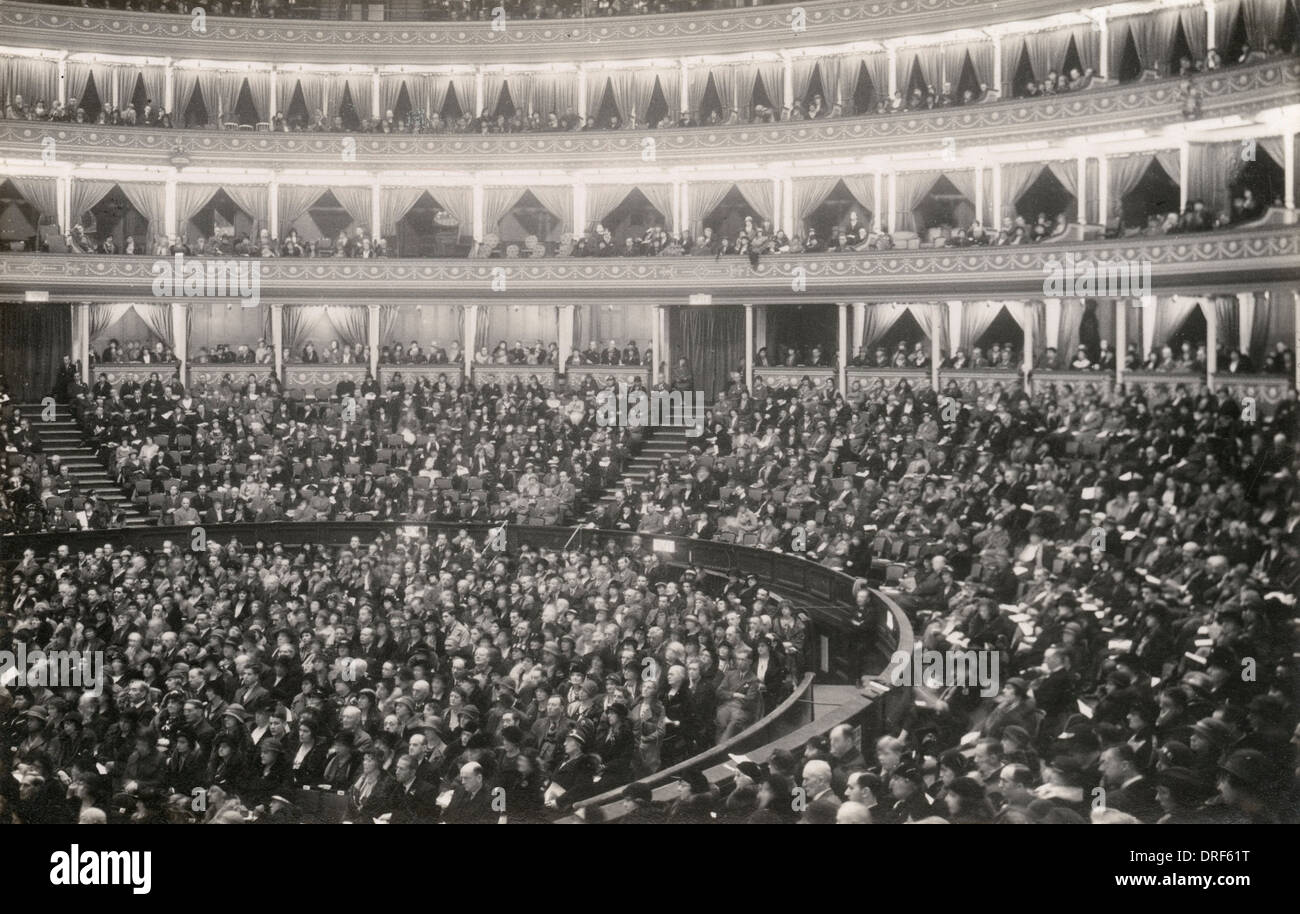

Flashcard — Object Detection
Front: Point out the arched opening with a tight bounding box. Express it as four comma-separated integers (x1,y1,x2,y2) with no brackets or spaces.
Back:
391,82,413,125
701,185,761,241
973,306,1023,360
1062,35,1085,80
1165,307,1207,363
593,79,623,129
88,185,148,252
79,72,105,123
805,179,873,240
601,188,669,247
954,51,982,103
1117,26,1144,82
1229,149,1286,218
767,303,837,366
1016,168,1075,224
751,71,778,119
440,83,466,122
851,62,877,115
285,82,310,129
298,190,355,245
1011,42,1036,96
232,78,260,127
1224,6,1250,61
396,191,465,257
876,308,928,358
1168,18,1195,75
644,77,669,128
127,74,149,121
0,179,42,252
1120,160,1180,228
337,83,362,132
1284,0,1300,53
698,73,723,123
904,57,931,105
182,82,211,129
913,175,974,237
498,189,564,247
800,65,829,113
186,188,257,245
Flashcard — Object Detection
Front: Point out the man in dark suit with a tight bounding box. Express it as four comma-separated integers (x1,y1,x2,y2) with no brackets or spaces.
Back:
443,761,498,824
389,754,441,824
714,647,762,742
1099,744,1161,822
235,663,272,714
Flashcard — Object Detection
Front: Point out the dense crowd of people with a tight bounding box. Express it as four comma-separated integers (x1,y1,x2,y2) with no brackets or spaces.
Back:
0,528,804,823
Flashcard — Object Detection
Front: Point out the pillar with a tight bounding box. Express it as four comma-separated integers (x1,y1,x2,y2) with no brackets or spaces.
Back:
974,164,985,226
744,303,754,391
371,69,381,120
782,177,795,238
671,181,683,236
462,305,478,380
163,60,174,114
1076,156,1087,223
930,303,941,391
946,300,963,359
887,46,898,97
771,177,783,233
171,301,188,384
754,306,767,353
472,182,485,243
1114,299,1126,387
837,302,848,393
887,171,897,233
56,176,70,234
1098,16,1110,81
1205,0,1216,52
364,304,380,379
990,37,1002,97
1098,156,1110,229
1043,298,1062,361
577,67,588,121
679,60,689,118
660,306,671,384
573,182,587,237
269,178,279,241
271,302,284,381
1140,294,1157,359
1236,291,1256,358
782,53,794,114
57,56,68,106
164,177,177,238
558,304,575,374
1022,300,1034,390
991,163,1003,228
1203,298,1217,389
269,68,277,120
474,67,485,118
680,182,691,238
872,172,883,232
371,181,382,241
651,304,663,386
1179,142,1190,212
76,302,91,382
1284,132,1295,210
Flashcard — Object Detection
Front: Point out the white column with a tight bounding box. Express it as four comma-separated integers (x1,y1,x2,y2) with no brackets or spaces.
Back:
1179,142,1190,212
1076,156,1087,223
1236,291,1256,355
577,67,588,121
171,301,188,384
57,175,70,233
1098,17,1110,81
1098,156,1110,229
660,306,671,383
671,181,683,235
371,181,382,240
887,46,898,97
1114,298,1126,387
268,68,277,120
163,60,174,114
558,304,575,373
1205,0,1217,52
782,53,794,114
887,171,897,232
1022,300,1034,389
371,69,381,120
991,37,1002,97
946,300,963,357
744,303,754,391
472,181,485,243
872,172,883,232
462,305,478,380
651,305,663,386
111,65,121,109
771,177,782,233
164,177,177,238
679,60,689,117
974,164,985,226
1204,299,1217,389
837,302,848,393
1043,298,1062,358
782,177,795,238
474,67,485,118
680,182,690,238
930,303,941,390
367,304,381,378
1284,132,1295,209
269,178,279,241
57,57,68,106
573,181,587,237
77,303,91,382
852,303,866,352
1140,295,1158,358
991,163,1003,228
271,302,284,381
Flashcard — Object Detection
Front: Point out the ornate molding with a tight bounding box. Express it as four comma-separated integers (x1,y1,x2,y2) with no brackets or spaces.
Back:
3,227,1297,305
3,60,1294,169
187,363,273,387
0,0,1079,64
468,364,558,387
281,364,368,388
92,362,179,385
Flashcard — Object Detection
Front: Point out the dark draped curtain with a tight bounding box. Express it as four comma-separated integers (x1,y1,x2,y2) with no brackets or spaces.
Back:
671,306,744,402
0,303,71,403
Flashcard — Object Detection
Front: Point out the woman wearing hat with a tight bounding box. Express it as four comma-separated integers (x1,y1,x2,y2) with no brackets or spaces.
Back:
545,729,597,813
245,737,291,808
346,747,398,823
206,733,249,795
290,719,329,788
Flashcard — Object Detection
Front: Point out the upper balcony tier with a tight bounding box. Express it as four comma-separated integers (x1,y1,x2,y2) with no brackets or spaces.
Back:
2,225,1295,304
1,58,1295,168
0,0,1166,64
